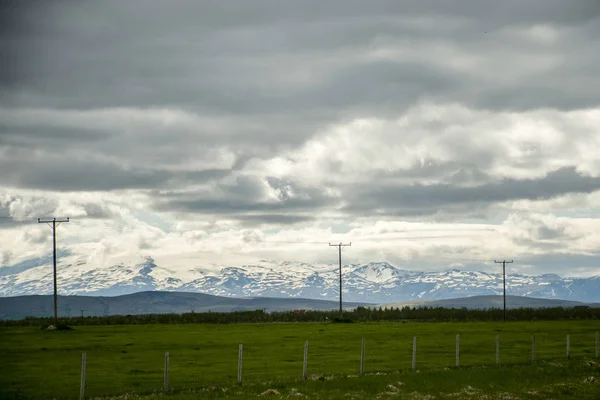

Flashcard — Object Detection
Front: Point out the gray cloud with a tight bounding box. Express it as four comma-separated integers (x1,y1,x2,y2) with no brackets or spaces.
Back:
0,157,240,192
0,153,172,191
236,214,315,226
81,203,115,220
515,252,600,277
343,168,600,217
3,0,599,114
154,175,337,224
2,0,598,196
149,167,600,224
2,0,599,154
2,0,600,277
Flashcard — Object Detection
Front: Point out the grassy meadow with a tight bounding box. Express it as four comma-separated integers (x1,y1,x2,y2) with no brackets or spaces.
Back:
110,361,600,400
1,321,599,399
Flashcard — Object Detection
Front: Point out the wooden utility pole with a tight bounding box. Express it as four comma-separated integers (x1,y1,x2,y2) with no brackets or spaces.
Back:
329,242,351,313
38,217,69,324
495,260,513,322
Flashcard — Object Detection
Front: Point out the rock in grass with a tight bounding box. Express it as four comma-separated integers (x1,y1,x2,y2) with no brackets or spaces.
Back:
289,388,306,397
42,324,73,331
386,384,399,392
260,389,281,396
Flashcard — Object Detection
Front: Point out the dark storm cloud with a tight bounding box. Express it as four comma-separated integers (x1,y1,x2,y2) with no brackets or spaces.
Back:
236,214,315,225
2,0,600,223
153,175,337,224
149,167,600,223
342,168,600,217
0,150,238,192
2,0,599,113
300,60,460,115
0,124,114,151
0,156,172,191
2,0,598,129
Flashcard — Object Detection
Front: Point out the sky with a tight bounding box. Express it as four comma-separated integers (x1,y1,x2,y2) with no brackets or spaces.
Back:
1,1,600,277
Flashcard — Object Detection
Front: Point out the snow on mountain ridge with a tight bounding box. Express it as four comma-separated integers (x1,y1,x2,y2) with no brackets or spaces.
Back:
351,262,410,283
1,255,599,303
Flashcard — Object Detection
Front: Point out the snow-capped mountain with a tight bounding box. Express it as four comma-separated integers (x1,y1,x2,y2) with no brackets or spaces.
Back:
1,253,599,303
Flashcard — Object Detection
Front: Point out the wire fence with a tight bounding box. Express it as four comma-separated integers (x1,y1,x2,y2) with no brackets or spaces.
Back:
16,330,598,399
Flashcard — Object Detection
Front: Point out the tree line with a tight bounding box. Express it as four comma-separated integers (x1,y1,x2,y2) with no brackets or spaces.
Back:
1,305,599,327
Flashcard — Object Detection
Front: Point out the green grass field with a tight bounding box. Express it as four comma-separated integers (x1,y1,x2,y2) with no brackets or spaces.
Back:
113,361,600,400
1,321,599,399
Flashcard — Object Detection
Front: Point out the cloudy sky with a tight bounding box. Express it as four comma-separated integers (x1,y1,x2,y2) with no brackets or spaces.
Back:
2,0,600,277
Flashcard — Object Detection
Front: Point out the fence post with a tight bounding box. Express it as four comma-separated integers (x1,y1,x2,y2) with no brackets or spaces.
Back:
303,341,309,380
80,353,86,400
495,335,500,365
531,334,536,363
596,331,599,358
455,334,460,368
566,334,570,360
360,338,365,375
237,344,243,384
412,336,417,372
164,352,169,393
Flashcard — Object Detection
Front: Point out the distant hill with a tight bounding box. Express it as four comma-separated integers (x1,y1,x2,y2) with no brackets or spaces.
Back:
0,291,369,320
2,291,596,320
382,295,600,310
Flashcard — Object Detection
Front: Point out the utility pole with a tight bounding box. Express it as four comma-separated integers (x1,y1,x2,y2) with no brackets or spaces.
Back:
329,242,351,314
495,260,513,322
38,217,69,325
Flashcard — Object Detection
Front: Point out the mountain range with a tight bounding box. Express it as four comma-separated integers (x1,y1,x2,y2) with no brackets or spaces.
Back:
1,253,599,303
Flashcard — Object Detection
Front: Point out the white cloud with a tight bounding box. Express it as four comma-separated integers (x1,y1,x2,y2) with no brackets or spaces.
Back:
249,104,600,187
2,1,600,278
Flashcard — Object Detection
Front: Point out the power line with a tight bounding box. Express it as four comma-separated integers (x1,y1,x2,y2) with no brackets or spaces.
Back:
495,259,514,322
38,217,69,325
329,242,351,314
